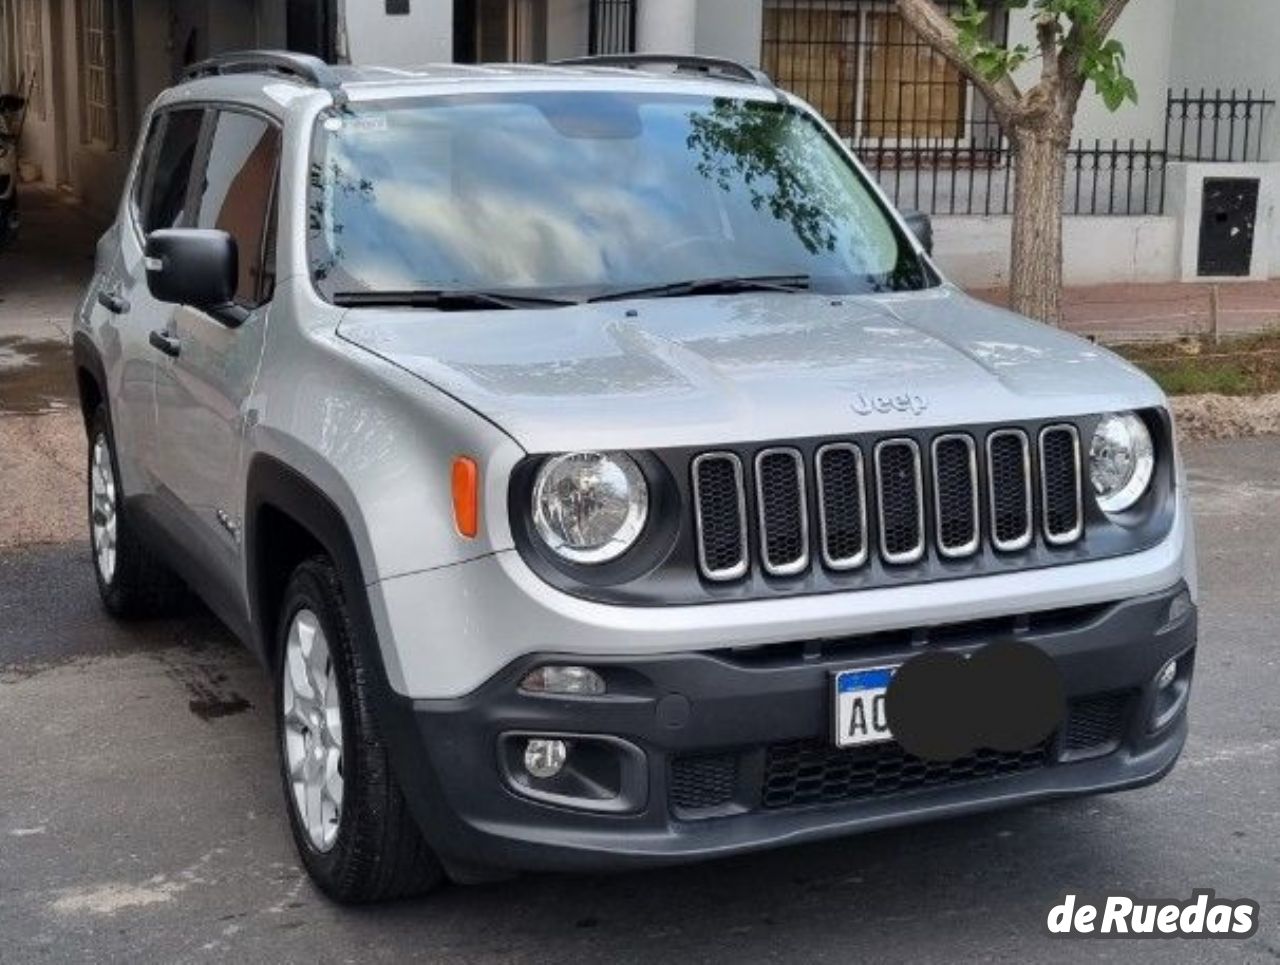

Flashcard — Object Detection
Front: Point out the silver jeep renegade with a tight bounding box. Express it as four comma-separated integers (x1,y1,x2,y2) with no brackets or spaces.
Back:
74,51,1197,903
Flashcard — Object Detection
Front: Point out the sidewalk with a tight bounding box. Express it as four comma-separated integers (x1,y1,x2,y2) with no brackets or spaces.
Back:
973,280,1280,343
0,186,106,342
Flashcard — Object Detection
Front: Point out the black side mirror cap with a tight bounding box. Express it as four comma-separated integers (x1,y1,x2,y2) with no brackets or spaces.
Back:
144,229,238,313
902,210,934,256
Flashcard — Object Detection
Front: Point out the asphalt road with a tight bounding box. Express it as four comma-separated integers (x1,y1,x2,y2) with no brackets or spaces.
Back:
1,438,1278,964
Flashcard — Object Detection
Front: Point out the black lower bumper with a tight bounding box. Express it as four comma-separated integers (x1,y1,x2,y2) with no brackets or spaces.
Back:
381,584,1196,874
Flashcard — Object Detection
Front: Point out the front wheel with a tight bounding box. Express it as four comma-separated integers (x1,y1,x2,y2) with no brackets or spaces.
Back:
275,557,444,903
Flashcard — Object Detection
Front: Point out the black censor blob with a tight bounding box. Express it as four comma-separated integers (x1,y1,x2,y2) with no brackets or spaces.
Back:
885,641,1065,762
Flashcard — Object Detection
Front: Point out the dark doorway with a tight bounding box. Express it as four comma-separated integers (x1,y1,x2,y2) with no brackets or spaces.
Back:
287,0,338,62
453,0,546,63
1198,178,1260,277
589,0,636,55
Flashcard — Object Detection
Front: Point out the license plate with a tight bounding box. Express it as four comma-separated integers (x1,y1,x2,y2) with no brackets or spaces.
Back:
833,666,897,748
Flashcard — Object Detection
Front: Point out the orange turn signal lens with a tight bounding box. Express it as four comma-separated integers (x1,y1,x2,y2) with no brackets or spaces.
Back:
451,456,479,539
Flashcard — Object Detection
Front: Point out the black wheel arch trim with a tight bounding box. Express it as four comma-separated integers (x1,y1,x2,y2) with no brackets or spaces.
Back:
72,331,110,433
244,454,376,660
244,452,473,864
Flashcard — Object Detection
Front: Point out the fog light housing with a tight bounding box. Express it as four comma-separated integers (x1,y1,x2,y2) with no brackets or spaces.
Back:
1156,658,1178,691
520,665,606,696
523,738,568,779
1163,589,1194,630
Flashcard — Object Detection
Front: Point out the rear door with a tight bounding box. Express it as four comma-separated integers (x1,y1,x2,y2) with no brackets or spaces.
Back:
152,106,282,606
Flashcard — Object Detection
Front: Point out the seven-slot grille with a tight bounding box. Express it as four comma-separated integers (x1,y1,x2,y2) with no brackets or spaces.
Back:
691,425,1085,582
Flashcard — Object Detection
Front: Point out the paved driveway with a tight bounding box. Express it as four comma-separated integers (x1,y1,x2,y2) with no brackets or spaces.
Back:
0,438,1277,964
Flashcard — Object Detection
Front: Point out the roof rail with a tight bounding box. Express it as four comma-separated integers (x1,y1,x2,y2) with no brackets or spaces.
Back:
551,54,774,90
183,50,347,106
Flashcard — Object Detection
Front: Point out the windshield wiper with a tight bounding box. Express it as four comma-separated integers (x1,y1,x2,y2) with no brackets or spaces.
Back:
589,274,811,304
333,289,578,311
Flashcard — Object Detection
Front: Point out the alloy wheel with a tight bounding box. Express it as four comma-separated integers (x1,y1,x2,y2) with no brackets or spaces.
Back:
282,609,345,852
90,433,118,586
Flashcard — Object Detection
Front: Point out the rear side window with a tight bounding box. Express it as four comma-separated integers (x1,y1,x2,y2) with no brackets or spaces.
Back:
139,109,205,234
194,110,282,307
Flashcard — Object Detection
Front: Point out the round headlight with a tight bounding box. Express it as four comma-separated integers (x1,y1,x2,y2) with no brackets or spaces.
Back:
532,452,648,564
1089,412,1155,513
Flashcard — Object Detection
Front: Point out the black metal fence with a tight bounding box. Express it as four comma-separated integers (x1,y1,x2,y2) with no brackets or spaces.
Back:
589,0,637,55
760,0,1274,217
1166,88,1276,163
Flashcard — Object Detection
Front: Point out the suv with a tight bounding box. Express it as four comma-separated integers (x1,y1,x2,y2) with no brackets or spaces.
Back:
75,52,1197,903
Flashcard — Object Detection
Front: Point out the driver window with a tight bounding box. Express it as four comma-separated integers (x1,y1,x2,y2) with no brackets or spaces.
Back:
194,110,282,308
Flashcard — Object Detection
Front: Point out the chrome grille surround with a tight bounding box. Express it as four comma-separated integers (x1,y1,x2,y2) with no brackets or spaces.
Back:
754,447,810,577
814,443,869,571
691,452,749,582
873,438,926,566
1038,424,1085,545
986,428,1033,552
931,433,980,558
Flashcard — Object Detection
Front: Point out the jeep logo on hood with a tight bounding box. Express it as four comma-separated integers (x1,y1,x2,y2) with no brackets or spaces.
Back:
851,392,929,417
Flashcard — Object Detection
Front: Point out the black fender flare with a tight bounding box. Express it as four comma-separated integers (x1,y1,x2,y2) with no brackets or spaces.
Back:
244,454,461,854
244,454,377,661
71,331,109,432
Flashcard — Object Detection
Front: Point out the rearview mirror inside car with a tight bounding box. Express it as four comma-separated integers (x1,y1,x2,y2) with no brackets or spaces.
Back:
144,229,238,313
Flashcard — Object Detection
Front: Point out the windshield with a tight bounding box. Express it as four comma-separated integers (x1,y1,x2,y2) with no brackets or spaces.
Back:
307,92,932,302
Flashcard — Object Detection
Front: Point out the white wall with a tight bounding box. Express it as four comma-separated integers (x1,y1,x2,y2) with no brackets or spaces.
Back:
1170,0,1280,162
636,0,696,53
934,215,1180,288
343,0,453,66
695,0,763,67
545,0,590,60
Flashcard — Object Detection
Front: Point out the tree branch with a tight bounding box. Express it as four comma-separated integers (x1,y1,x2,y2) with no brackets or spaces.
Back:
1061,0,1131,103
1026,11,1062,118
894,0,1024,121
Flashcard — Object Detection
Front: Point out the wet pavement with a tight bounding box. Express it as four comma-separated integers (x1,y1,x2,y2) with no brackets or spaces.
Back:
0,335,77,415
0,186,102,342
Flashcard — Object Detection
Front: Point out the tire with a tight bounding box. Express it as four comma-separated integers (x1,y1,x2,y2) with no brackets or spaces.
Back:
87,405,186,618
275,556,444,903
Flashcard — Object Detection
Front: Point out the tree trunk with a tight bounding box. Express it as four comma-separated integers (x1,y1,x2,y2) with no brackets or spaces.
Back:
1008,126,1069,325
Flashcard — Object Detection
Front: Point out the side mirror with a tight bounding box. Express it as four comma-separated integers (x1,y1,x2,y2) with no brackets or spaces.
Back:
902,210,934,256
0,94,26,113
144,229,238,311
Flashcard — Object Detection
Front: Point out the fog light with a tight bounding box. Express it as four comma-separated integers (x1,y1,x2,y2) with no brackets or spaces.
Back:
524,738,568,779
1156,658,1178,691
520,665,606,696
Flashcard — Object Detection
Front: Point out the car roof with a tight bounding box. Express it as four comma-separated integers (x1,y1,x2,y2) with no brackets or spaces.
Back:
154,53,788,118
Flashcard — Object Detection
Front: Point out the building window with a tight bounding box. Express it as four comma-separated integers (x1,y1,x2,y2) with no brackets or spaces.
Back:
457,0,547,63
762,1,990,144
588,0,636,55
18,0,43,119
80,0,117,148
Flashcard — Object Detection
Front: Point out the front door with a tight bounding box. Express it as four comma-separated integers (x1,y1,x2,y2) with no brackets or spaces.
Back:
152,107,281,605
112,106,207,499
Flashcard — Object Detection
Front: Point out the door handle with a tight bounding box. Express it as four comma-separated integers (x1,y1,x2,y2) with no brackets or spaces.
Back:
148,330,181,358
97,289,129,314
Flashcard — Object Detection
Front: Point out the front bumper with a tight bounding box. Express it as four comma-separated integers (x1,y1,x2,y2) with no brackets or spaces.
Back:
381,583,1195,874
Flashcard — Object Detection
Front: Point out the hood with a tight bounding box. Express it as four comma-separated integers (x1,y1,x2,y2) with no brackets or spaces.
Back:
337,287,1164,453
